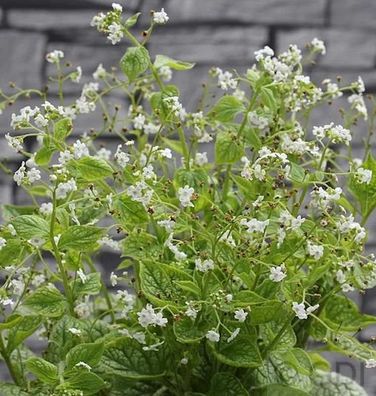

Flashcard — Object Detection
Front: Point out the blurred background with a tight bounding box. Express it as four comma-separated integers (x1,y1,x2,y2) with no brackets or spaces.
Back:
0,0,376,392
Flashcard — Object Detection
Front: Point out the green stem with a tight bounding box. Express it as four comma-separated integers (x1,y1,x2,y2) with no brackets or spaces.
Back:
0,334,21,386
50,189,75,315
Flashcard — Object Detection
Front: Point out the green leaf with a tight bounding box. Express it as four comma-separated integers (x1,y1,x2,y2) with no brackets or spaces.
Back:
0,240,28,267
289,162,307,185
58,225,104,251
209,335,262,368
173,314,215,343
34,145,55,166
124,12,141,28
101,337,165,379
2,204,35,221
328,332,376,362
122,231,158,260
23,286,66,317
243,127,262,149
312,370,367,396
323,295,376,331
210,96,244,123
250,301,284,325
161,137,184,155
281,348,313,376
66,342,104,370
174,168,209,191
120,46,150,82
176,280,201,297
60,371,105,395
12,215,49,239
54,118,73,141
154,54,195,71
209,372,249,396
140,261,191,307
259,320,296,350
260,86,278,112
309,353,331,372
0,315,23,330
69,157,113,181
26,357,58,385
215,131,244,164
7,316,42,353
349,152,376,218
254,385,309,396
0,383,29,396
115,195,149,225
71,272,102,297
253,351,312,392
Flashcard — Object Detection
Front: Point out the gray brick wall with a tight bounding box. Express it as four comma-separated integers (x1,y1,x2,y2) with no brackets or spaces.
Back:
1,0,376,392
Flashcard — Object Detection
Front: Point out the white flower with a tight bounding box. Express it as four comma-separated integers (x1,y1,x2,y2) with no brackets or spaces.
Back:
46,50,64,63
180,357,189,365
292,302,319,320
0,237,7,250
234,309,248,323
178,185,195,208
110,272,118,287
336,269,346,284
5,134,23,152
159,66,172,82
254,46,274,62
107,22,123,45
133,114,146,130
157,219,175,232
34,113,48,128
153,8,169,24
13,162,26,186
114,145,130,168
96,147,112,160
31,274,46,287
307,241,324,260
185,302,199,320
160,148,172,159
195,152,208,166
195,258,215,273
215,68,237,90
365,359,376,368
75,361,91,370
27,168,41,184
93,63,106,80
356,167,372,184
77,269,87,284
144,123,160,135
68,327,82,336
227,328,240,343
71,66,82,83
311,38,326,55
206,330,220,342
112,2,122,12
165,234,187,261
0,298,14,307
269,265,287,282
56,179,77,199
137,304,168,328
240,218,269,234
73,140,89,159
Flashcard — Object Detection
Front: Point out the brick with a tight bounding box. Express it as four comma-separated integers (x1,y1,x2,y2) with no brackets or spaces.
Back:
150,26,268,66
8,10,96,30
331,0,376,30
277,29,376,69
165,0,326,25
0,31,46,93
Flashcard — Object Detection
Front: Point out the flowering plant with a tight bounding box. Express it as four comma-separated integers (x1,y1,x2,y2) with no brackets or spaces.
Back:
0,3,376,395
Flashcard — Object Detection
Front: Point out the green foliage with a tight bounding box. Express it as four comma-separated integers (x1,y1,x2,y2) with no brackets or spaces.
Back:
0,4,373,395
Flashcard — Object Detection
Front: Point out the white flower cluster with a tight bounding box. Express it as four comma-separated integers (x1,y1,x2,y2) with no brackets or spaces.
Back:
310,186,342,210
127,180,153,207
292,302,319,320
178,185,195,208
214,68,238,91
307,241,324,260
13,161,41,186
165,234,187,261
240,218,269,234
269,265,287,282
137,304,168,328
195,258,214,273
338,214,366,244
313,123,352,145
